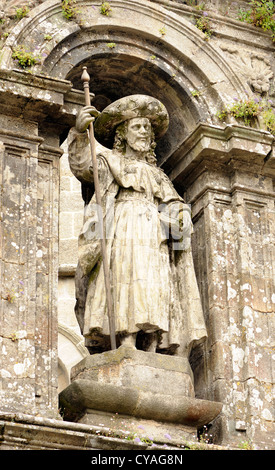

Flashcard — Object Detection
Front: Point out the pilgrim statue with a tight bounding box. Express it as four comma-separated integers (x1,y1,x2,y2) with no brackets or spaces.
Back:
67,95,207,356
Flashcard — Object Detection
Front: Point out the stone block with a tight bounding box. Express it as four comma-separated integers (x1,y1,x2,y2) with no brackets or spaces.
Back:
59,346,223,440
71,345,195,397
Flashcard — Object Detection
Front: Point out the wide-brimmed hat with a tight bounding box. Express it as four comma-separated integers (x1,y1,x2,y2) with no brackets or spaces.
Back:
94,94,169,148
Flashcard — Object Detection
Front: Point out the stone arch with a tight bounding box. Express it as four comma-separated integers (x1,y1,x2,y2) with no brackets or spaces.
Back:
0,0,254,385
2,0,249,168
58,323,88,393
1,1,274,446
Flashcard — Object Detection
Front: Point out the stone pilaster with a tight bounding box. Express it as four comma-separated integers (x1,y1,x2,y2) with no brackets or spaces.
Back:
168,124,275,448
0,119,61,417
0,69,82,418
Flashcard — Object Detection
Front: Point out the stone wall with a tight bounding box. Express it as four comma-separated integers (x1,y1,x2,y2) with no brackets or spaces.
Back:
0,102,61,418
0,0,274,449
179,125,275,448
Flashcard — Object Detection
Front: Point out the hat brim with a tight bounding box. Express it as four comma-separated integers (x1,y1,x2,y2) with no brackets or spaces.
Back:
94,94,169,149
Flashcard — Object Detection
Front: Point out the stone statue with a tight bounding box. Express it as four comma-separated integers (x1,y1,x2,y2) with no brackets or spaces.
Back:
68,94,207,356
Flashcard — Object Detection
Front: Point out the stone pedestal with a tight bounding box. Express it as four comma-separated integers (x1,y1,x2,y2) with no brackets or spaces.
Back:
59,346,222,444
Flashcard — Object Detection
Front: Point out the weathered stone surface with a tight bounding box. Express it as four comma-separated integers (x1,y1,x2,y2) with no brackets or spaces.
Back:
59,345,222,443
70,345,195,396
60,378,222,427
0,119,61,418
181,125,275,448
0,411,229,450
0,0,274,450
69,94,207,357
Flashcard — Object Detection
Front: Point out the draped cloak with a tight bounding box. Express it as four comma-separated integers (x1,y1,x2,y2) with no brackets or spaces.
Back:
68,128,207,354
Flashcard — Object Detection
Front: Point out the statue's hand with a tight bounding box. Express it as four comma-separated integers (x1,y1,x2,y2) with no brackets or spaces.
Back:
75,106,100,133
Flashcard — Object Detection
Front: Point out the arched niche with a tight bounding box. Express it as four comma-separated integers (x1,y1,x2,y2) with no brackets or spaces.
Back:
1,0,249,172
1,3,274,443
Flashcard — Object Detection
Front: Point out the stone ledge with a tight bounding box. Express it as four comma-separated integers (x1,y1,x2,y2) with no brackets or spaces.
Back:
0,412,230,450
0,68,85,128
166,123,275,184
59,379,222,429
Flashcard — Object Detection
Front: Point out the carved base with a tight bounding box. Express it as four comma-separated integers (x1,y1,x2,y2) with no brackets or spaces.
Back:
70,345,195,397
59,346,222,445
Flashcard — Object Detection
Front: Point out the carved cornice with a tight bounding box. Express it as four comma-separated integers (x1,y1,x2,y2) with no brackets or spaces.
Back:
0,68,87,130
150,0,275,50
0,68,71,93
166,123,275,185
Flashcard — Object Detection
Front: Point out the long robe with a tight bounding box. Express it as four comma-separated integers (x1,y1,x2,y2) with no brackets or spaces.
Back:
68,128,207,354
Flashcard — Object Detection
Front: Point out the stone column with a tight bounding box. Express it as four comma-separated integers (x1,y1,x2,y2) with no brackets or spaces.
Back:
0,69,80,418
0,118,61,417
169,124,275,448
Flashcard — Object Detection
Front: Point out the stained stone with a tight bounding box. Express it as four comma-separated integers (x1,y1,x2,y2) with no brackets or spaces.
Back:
0,0,274,450
59,346,223,443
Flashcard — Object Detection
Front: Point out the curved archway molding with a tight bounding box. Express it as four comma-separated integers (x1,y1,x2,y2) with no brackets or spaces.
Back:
0,0,255,167
2,1,247,89
58,323,88,393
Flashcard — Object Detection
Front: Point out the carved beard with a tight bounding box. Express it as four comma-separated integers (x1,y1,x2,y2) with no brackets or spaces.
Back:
113,121,157,164
126,137,151,153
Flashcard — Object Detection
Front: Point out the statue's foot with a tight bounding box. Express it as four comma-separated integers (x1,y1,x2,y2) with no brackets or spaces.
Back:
146,337,158,352
120,333,136,349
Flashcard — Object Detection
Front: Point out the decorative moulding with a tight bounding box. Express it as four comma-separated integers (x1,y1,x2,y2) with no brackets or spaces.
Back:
166,123,275,185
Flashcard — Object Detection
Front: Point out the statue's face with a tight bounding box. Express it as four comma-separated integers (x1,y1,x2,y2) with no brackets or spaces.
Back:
125,117,152,152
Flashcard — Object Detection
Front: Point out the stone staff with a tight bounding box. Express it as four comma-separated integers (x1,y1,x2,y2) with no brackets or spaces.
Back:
81,66,116,350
